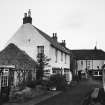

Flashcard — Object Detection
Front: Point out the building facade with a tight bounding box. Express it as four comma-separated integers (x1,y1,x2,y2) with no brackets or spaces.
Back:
7,10,71,82
71,47,105,78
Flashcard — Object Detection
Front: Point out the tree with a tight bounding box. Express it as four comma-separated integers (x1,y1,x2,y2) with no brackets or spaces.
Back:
36,53,50,81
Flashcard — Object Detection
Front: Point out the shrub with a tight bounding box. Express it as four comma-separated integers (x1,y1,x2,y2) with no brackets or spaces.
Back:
26,79,49,89
48,74,68,90
26,80,40,88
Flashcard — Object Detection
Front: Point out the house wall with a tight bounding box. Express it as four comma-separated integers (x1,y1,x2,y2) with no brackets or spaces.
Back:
7,23,51,61
7,23,71,82
49,46,70,74
77,60,105,71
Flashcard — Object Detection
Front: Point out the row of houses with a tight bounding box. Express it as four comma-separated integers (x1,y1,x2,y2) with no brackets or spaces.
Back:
0,10,105,88
71,48,105,79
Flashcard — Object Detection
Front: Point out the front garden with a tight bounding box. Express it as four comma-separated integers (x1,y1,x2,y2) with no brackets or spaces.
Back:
8,74,68,103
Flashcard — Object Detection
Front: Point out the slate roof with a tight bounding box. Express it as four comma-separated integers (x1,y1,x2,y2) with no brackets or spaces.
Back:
71,49,105,60
0,43,36,70
33,26,70,54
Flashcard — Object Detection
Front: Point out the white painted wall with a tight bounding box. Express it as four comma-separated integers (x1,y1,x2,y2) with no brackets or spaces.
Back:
77,60,105,71
49,46,70,73
93,60,104,69
7,23,71,82
7,23,50,61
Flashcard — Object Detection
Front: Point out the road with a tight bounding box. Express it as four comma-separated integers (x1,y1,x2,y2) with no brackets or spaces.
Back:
36,78,102,105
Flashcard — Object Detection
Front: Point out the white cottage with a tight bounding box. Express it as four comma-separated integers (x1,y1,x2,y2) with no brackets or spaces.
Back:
7,10,71,82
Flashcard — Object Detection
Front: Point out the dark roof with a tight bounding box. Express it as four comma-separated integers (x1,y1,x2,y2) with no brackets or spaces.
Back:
0,43,36,70
33,26,70,54
71,49,105,60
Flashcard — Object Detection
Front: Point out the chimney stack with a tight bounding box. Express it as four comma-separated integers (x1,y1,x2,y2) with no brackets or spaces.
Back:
23,9,32,24
60,40,66,47
52,33,57,41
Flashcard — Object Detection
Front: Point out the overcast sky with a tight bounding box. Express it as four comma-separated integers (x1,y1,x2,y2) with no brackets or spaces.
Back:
0,0,105,51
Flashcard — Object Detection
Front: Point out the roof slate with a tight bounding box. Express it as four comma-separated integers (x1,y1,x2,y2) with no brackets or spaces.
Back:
33,25,70,54
71,49,105,60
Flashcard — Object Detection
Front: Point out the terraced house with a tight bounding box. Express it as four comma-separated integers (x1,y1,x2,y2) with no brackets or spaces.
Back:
7,10,71,82
71,47,105,79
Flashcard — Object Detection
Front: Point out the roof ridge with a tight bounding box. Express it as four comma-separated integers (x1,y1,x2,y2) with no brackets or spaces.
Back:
32,25,70,54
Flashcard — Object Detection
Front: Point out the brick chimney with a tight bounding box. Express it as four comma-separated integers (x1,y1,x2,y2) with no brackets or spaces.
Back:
60,40,66,47
23,9,32,24
52,33,57,41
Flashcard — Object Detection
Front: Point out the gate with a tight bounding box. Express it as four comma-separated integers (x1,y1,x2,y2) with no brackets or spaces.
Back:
0,65,15,101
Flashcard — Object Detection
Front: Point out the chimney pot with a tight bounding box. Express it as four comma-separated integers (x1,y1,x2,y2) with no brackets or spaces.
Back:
28,9,31,17
52,33,57,41
61,40,66,47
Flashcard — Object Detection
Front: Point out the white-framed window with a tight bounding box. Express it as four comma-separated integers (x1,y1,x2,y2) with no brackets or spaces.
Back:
1,76,8,87
81,60,83,65
1,69,9,87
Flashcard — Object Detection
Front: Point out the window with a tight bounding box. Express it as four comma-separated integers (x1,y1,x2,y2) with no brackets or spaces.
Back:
87,60,90,69
81,60,83,65
87,60,90,66
1,70,9,87
37,46,44,54
99,71,102,75
53,70,56,74
55,49,58,63
87,66,90,69
94,71,98,75
44,69,50,75
1,76,8,87
61,52,63,61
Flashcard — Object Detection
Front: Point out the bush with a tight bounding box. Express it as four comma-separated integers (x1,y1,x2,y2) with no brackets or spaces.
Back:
26,80,41,88
40,80,49,90
48,74,68,90
26,79,49,89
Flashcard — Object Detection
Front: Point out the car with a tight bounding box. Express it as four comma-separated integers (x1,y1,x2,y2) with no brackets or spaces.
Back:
92,70,102,80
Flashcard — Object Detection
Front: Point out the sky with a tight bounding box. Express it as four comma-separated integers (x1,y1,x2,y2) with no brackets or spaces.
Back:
0,0,105,51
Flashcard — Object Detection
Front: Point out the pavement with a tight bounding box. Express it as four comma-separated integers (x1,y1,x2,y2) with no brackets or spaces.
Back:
2,78,103,105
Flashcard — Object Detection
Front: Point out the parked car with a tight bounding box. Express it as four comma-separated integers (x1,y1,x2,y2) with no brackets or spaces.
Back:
92,70,102,80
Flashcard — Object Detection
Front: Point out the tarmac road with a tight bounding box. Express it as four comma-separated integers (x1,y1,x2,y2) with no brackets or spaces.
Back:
36,78,102,105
